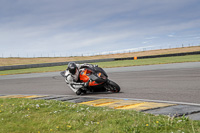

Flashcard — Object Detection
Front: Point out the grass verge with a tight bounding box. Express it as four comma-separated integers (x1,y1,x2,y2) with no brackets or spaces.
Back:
0,98,200,133
1,54,200,75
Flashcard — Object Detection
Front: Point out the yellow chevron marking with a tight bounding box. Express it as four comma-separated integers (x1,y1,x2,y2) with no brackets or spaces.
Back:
80,99,176,111
79,99,123,106
116,102,175,111
0,95,48,99
0,95,176,111
114,102,146,109
80,99,143,108
100,100,142,108
93,101,116,106
23,95,48,99
0,95,25,98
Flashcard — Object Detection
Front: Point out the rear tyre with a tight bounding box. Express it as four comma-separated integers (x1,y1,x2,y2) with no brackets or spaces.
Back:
106,80,120,93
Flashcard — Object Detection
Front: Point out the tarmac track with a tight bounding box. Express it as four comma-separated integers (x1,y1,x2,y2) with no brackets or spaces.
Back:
0,62,200,105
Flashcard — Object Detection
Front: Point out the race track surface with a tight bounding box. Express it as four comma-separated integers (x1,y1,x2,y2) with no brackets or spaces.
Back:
0,62,200,104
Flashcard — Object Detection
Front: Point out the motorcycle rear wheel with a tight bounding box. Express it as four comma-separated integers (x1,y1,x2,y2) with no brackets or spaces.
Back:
106,80,120,93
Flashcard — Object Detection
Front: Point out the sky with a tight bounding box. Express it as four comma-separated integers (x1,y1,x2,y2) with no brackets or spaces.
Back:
0,0,200,57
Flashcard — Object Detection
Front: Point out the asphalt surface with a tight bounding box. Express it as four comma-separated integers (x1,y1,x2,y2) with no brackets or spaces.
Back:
0,62,200,104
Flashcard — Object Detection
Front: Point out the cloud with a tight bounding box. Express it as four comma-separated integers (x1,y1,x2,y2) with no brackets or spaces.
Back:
0,0,200,57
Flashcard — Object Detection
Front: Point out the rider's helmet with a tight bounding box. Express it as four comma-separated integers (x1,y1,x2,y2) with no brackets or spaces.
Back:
67,62,77,75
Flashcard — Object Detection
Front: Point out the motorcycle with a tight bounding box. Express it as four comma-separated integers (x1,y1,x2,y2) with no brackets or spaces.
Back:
61,64,120,95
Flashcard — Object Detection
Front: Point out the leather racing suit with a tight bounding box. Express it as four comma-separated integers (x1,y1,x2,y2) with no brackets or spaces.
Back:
64,64,87,93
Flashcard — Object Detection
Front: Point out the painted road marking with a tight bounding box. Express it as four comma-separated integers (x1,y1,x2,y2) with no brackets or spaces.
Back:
0,95,25,98
0,95,175,111
0,95,48,99
115,102,175,111
0,95,199,120
23,95,48,99
80,99,176,111
80,99,123,106
105,100,143,109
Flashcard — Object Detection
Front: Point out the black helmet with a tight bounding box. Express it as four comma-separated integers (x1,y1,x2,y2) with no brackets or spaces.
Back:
67,62,77,75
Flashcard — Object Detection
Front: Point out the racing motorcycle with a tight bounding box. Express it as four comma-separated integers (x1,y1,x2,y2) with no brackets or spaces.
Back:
61,64,120,95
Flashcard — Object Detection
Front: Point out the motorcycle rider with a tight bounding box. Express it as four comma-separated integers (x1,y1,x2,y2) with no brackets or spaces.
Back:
64,62,90,95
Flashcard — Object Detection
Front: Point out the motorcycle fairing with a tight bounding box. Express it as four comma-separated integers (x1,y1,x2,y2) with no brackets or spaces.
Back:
79,67,107,86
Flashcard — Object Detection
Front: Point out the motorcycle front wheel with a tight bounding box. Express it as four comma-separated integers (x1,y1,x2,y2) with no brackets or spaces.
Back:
105,80,120,93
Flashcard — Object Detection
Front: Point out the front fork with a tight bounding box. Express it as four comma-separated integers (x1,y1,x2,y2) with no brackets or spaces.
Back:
103,79,112,91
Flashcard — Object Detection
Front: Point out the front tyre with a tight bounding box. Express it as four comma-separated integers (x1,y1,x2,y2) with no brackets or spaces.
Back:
105,80,120,93
76,89,82,95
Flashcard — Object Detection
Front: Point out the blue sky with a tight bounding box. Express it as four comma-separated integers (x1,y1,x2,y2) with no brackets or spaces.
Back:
0,0,200,57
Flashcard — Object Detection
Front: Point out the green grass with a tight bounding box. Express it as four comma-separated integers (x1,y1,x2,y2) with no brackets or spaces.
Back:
95,54,200,68
0,98,199,133
1,54,200,75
